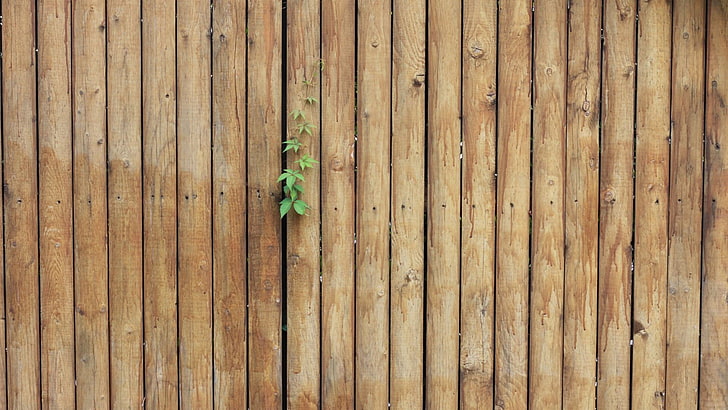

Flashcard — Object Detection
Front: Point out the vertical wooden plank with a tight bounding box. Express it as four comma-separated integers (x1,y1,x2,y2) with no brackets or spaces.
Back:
495,1,531,408
356,0,391,405
564,1,601,408
320,0,356,406
37,0,76,407
73,0,110,407
631,0,671,407
666,1,705,408
597,0,636,408
177,1,213,408
390,0,425,407
701,0,728,407
212,0,247,407
142,0,178,406
107,0,143,406
460,0,497,408
285,0,321,408
247,0,283,407
2,1,41,407
529,0,566,407
0,54,5,409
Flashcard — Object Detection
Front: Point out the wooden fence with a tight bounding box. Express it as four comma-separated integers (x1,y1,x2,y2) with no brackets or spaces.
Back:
0,0,726,408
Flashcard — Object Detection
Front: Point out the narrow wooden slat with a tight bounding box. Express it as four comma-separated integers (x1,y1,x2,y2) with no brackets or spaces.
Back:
356,0,391,405
529,1,566,407
247,0,283,406
320,0,356,406
73,0,110,407
212,0,247,407
142,0,179,406
0,66,5,409
701,0,728,407
390,0,425,406
107,0,143,406
2,1,41,407
631,0,671,407
597,0,637,408
37,0,76,407
666,1,706,408
495,1,531,408
563,1,601,407
460,0,497,407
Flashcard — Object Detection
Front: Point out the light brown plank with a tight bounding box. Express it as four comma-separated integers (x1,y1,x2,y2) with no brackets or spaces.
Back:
631,0,671,408
529,1,566,407
37,0,76,407
73,0,110,407
563,1,601,408
665,1,706,408
107,0,144,407
142,0,179,406
495,1,531,408
2,1,41,407
320,0,356,406
390,0,425,407
597,1,636,408
701,0,728,407
212,0,248,407
247,0,283,407
356,0,391,406
460,0,497,407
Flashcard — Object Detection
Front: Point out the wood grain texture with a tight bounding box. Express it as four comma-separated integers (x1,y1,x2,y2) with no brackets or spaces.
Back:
495,1,532,408
666,1,706,409
597,1,636,408
212,0,248,407
2,1,41,407
564,1,601,408
177,1,213,408
320,0,356,406
142,0,179,406
107,0,144,407
37,0,76,407
356,0,391,406
460,0,496,409
247,0,283,407
530,1,566,407
632,0,671,408
701,0,728,407
390,0,425,407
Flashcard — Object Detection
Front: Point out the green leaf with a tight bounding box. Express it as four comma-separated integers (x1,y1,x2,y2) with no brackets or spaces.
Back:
293,199,309,215
277,173,287,183
279,198,293,218
304,96,318,105
289,109,306,121
286,175,296,190
293,184,304,194
283,138,302,153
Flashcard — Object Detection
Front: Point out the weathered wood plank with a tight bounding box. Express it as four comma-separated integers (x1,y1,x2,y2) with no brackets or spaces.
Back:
212,0,248,407
37,0,76,407
2,1,41,407
390,0,425,406
495,1,532,408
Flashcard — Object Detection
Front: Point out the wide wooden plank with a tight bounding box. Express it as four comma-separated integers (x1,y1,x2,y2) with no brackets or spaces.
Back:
460,1,497,407
37,0,76,407
177,1,213,408
701,0,728,407
356,0,391,406
390,0,425,407
212,0,248,407
632,0,671,407
495,1,531,408
247,0,283,407
666,1,706,408
597,0,636,408
73,0,110,407
107,0,143,407
320,0,356,406
2,1,41,407
563,1,601,408
285,0,321,407
529,1,566,407
142,0,178,406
